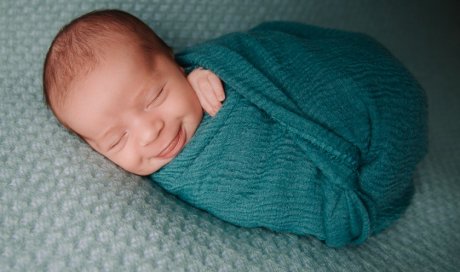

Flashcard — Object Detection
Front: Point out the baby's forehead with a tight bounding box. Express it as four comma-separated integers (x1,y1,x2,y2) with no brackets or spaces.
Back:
66,47,159,100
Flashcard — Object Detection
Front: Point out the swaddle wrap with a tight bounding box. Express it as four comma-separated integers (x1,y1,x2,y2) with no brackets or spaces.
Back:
149,22,428,247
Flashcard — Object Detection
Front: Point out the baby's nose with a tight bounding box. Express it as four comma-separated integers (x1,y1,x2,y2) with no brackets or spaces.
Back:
138,119,164,146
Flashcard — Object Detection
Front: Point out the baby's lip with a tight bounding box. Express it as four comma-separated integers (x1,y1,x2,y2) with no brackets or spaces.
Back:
155,126,185,159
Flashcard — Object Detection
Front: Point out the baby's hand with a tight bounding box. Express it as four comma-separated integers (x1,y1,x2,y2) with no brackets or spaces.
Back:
187,67,225,117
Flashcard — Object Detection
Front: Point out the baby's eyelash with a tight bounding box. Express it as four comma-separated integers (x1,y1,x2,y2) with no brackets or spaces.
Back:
148,88,163,106
146,87,165,108
109,132,127,150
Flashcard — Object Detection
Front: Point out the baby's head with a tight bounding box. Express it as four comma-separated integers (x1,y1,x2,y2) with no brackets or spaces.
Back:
43,9,203,175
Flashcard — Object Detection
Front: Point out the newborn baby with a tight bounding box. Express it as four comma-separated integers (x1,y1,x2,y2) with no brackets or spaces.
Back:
43,9,428,247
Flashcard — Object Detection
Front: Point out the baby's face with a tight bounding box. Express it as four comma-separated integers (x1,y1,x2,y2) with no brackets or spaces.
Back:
57,43,203,175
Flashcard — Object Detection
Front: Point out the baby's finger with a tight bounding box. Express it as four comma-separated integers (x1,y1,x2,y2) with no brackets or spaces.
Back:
198,77,221,116
207,73,225,101
194,86,216,116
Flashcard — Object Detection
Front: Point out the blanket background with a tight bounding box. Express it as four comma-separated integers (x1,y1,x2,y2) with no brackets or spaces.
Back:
1,0,459,271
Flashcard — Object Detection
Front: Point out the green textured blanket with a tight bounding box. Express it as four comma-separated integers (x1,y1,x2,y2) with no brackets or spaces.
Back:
150,21,427,247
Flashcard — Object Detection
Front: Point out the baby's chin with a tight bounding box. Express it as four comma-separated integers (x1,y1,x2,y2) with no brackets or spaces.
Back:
122,152,182,176
126,159,172,176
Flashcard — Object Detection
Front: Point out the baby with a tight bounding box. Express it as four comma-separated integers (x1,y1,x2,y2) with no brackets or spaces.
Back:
43,9,225,176
44,9,428,247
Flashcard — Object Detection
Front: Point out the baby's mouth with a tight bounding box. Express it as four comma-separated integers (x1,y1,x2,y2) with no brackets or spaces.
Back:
156,126,185,159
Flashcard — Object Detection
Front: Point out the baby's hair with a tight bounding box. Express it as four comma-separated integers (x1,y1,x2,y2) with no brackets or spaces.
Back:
43,9,172,125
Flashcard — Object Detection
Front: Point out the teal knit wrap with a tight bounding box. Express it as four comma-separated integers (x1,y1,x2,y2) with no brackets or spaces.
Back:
149,22,428,247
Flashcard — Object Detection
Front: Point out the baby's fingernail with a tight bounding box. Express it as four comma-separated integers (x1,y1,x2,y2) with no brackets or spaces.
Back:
219,94,225,101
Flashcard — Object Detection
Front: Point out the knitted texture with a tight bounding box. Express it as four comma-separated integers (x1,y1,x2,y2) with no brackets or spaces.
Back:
150,22,427,247
1,0,460,271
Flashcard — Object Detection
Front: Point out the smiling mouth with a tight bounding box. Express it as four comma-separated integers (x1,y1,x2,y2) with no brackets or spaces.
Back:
156,126,185,159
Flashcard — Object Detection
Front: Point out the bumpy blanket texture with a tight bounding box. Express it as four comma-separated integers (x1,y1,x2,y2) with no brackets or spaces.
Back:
150,22,428,247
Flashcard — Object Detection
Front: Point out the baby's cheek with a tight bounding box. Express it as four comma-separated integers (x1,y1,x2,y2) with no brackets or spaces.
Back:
113,150,143,175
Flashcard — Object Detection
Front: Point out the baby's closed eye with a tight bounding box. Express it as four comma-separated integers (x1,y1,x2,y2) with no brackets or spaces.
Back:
146,81,167,110
108,131,128,151
146,88,163,109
